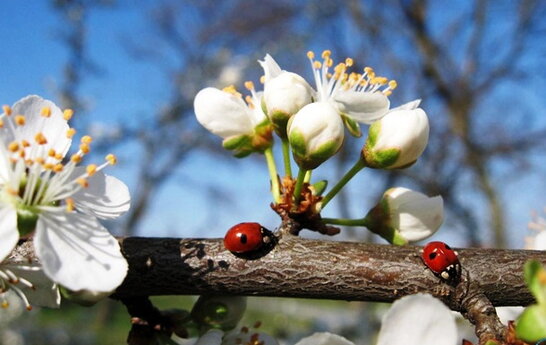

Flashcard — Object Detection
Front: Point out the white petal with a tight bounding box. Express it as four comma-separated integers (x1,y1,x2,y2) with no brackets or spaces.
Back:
390,99,421,111
263,71,314,116
532,231,546,250
0,205,18,262
70,168,131,219
34,210,128,292
194,88,254,138
294,332,355,345
334,91,390,124
3,264,60,308
258,54,283,82
377,294,457,345
9,95,71,161
194,329,224,345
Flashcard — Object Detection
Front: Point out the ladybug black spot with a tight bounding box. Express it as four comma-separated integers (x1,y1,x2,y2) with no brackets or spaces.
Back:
239,233,248,244
428,252,437,260
444,244,452,250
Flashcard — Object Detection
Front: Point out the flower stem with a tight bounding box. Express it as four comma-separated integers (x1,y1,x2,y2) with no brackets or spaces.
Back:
264,147,281,203
321,159,366,209
281,138,292,178
321,217,366,227
293,168,308,203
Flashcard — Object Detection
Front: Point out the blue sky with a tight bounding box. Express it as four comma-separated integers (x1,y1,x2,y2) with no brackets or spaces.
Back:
1,2,545,247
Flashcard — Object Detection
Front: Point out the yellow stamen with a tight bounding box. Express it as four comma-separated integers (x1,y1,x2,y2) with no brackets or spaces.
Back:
26,305,32,311
307,51,315,59
1,301,8,308
2,105,12,116
53,164,64,173
40,106,51,117
0,119,4,128
105,154,117,165
14,115,25,126
313,61,322,69
35,157,45,165
66,128,76,138
345,57,354,67
48,148,56,157
54,153,63,160
79,143,90,154
6,187,18,196
321,50,331,59
71,154,82,163
244,81,254,91
81,135,92,144
86,164,97,176
43,163,54,170
21,140,30,147
259,75,265,84
76,178,89,188
384,90,392,96
371,77,387,85
222,85,241,97
63,109,74,121
18,149,25,158
66,198,75,212
35,133,47,145
388,80,398,90
326,57,333,67
8,141,19,152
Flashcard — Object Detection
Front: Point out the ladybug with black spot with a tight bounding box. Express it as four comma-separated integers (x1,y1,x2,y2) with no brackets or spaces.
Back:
421,241,461,282
224,222,272,254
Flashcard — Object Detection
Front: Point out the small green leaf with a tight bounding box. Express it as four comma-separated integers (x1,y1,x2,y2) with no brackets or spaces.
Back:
222,135,251,150
288,130,307,157
311,180,328,196
366,121,381,148
516,304,546,342
524,260,546,305
341,114,362,137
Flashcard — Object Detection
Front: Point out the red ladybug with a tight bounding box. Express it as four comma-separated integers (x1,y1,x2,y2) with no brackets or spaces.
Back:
422,241,460,281
224,222,265,253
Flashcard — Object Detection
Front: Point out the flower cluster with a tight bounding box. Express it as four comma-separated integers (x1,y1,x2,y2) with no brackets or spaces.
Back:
0,95,130,310
194,50,442,244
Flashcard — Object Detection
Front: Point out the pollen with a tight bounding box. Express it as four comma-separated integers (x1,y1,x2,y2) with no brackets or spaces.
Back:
65,198,75,212
35,157,45,165
21,140,30,148
345,57,354,67
48,148,56,157
14,115,26,126
313,61,322,69
66,128,76,138
40,106,51,117
35,132,47,145
306,51,315,59
244,81,254,91
8,141,19,152
63,109,74,121
43,163,54,170
79,143,90,154
53,164,64,173
0,119,4,128
71,154,82,163
86,164,97,176
81,135,93,144
321,50,331,59
259,75,265,84
105,154,117,165
2,105,11,116
388,80,398,89
222,85,242,98
76,178,89,188
54,153,63,160
26,305,32,311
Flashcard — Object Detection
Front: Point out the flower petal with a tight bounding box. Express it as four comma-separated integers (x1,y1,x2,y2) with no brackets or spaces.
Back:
194,87,254,138
258,54,283,82
0,205,18,262
8,95,71,161
3,264,60,308
294,332,355,345
194,329,224,345
70,168,131,219
334,91,390,124
397,195,444,241
390,99,421,112
377,293,457,345
34,210,128,292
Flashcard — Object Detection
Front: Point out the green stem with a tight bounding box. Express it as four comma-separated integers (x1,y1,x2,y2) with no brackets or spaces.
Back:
321,159,366,209
281,138,292,178
321,217,366,227
293,168,308,203
264,147,281,203
304,170,312,183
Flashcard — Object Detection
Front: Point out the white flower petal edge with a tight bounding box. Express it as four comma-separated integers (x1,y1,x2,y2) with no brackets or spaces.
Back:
377,293,457,345
34,209,128,292
334,91,390,124
294,332,355,345
258,54,282,82
194,329,224,345
0,205,18,262
194,87,258,139
7,95,71,161
3,264,60,308
69,167,131,219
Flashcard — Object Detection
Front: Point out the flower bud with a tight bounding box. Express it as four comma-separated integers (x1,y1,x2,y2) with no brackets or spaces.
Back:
190,295,247,331
288,102,344,170
259,54,314,137
60,286,112,306
364,187,443,245
362,100,429,169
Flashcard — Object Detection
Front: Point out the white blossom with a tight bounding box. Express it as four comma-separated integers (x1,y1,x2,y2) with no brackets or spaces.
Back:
0,95,130,294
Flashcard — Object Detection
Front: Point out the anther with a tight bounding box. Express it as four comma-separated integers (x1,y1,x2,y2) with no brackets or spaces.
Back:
388,80,398,89
65,198,75,212
345,57,354,67
2,105,12,116
53,164,64,173
21,140,30,148
81,135,93,144
8,141,19,152
313,61,322,69
105,154,117,165
71,154,82,163
259,75,265,84
40,106,51,117
48,148,56,157
321,50,331,59
1,301,8,308
43,163,54,170
54,153,62,160
244,81,254,91
86,164,97,176
0,119,4,128
14,115,26,126
76,178,89,188
35,157,45,165
306,51,315,59
63,109,74,121
79,143,90,154
26,305,32,311
35,132,48,145
66,128,76,139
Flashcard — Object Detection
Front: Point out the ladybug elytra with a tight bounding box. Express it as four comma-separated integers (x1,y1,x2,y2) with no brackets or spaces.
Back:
422,241,460,281
224,222,267,253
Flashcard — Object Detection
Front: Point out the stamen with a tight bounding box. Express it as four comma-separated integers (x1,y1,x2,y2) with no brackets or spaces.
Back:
259,75,265,84
81,135,93,144
222,85,242,98
76,178,89,188
321,50,331,59
53,164,64,173
79,143,90,154
48,148,56,157
0,119,4,128
14,115,26,126
345,57,354,67
1,300,8,308
21,140,30,148
71,154,82,163
86,164,97,176
35,157,45,165
8,141,19,152
2,105,12,116
40,106,51,117
35,133,47,145
43,163,54,170
54,153,63,160
244,81,254,91
66,198,75,212
105,154,117,165
66,128,76,138
63,109,74,121
306,51,315,59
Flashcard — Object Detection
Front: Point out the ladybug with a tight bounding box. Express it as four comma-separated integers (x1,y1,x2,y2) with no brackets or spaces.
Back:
422,241,460,281
224,222,268,253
